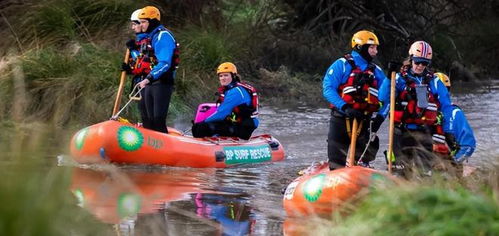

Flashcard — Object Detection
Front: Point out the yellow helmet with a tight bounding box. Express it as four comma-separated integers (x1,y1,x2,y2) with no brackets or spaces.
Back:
139,6,161,21
435,72,451,87
351,30,379,48
217,62,237,74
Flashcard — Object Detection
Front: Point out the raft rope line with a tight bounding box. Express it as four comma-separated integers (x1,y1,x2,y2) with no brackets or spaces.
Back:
111,84,143,120
357,118,376,165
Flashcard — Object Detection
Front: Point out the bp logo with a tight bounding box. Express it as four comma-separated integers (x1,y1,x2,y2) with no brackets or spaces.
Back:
303,174,326,202
117,126,143,151
117,193,141,218
74,128,89,150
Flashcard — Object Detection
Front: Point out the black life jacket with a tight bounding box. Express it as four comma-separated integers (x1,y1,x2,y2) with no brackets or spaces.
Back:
335,54,380,113
217,82,259,123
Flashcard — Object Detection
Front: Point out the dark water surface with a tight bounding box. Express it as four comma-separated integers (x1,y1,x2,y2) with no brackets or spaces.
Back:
41,85,499,235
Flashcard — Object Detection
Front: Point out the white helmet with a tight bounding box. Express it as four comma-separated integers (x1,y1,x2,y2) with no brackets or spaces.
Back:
130,9,141,22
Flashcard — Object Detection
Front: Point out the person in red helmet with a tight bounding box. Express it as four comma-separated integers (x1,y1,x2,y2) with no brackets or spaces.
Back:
378,41,453,176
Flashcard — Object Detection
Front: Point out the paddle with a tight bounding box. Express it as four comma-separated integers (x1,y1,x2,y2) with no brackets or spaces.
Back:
387,68,397,173
112,49,130,116
347,118,359,167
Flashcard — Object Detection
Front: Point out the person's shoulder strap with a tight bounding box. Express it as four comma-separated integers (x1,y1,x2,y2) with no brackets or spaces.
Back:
343,53,356,69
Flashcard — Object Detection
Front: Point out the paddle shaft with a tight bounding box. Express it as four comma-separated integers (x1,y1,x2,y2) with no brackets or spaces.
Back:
112,49,130,116
347,118,359,167
387,71,396,173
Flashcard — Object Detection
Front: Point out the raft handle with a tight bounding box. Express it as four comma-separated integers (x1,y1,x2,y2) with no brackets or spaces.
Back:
215,151,225,162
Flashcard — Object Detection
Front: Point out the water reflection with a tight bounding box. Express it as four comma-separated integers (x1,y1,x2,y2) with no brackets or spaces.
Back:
70,167,255,235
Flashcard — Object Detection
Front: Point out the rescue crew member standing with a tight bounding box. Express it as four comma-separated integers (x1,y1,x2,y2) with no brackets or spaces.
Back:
378,41,453,174
435,73,476,166
322,30,387,170
136,6,179,133
192,62,259,140
122,9,148,93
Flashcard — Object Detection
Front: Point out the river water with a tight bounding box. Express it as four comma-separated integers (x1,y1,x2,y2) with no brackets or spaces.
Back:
38,84,499,235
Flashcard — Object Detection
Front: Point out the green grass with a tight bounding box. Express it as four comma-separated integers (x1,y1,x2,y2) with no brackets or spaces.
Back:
18,0,136,47
314,172,499,236
0,123,110,236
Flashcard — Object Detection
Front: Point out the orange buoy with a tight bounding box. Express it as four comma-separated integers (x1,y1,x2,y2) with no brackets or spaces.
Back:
70,120,285,167
283,166,395,217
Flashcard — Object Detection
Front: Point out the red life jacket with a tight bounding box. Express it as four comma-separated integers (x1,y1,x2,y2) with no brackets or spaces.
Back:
127,38,154,76
217,81,259,123
335,54,380,113
431,116,450,155
394,69,439,126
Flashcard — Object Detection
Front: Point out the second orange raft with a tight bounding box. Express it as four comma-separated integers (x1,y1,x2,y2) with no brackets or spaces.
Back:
283,164,395,217
70,120,285,168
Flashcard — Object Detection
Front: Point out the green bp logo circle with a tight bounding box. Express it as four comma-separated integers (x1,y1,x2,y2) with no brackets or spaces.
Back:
117,193,141,218
74,128,89,150
303,174,326,202
117,126,143,151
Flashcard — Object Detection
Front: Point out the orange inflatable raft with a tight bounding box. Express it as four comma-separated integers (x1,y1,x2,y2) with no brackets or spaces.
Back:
283,163,395,217
70,120,285,167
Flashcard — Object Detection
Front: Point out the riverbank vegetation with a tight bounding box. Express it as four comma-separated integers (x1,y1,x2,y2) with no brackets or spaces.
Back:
1,0,497,125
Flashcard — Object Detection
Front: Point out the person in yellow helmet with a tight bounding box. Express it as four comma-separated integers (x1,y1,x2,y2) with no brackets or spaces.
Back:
192,62,259,140
435,72,451,90
134,6,179,133
322,30,388,170
435,73,476,174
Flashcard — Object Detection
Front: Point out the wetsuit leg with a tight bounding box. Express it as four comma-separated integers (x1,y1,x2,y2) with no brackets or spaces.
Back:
235,118,257,140
409,129,434,172
393,127,434,175
147,83,173,133
192,121,230,138
327,111,350,170
140,87,153,129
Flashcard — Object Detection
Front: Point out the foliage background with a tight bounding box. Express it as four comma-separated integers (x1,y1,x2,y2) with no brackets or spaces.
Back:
0,0,497,125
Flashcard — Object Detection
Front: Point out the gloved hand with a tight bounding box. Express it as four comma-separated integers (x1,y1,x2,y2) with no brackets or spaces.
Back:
341,104,365,120
453,153,468,164
369,114,385,133
453,146,474,164
126,39,137,50
121,62,132,73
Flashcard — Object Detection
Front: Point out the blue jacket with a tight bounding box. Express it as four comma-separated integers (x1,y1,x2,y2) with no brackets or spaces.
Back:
146,25,177,81
378,69,453,129
130,33,147,60
322,51,388,114
205,84,259,128
442,105,476,159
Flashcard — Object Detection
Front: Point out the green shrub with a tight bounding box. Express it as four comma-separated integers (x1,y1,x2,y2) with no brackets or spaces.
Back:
316,178,499,236
0,123,110,236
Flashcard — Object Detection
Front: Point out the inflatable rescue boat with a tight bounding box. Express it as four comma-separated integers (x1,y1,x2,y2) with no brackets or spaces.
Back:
283,163,396,217
70,120,285,167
